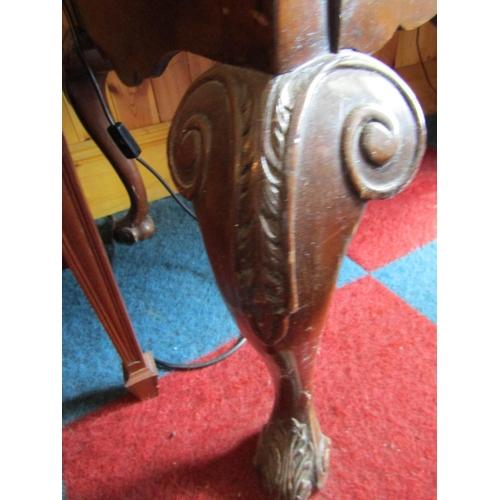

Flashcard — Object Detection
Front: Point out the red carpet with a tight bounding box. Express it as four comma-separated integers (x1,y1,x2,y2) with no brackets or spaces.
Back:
347,148,437,271
63,149,436,499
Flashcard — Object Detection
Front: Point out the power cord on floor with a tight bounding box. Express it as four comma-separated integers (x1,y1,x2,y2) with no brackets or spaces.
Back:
154,337,247,372
63,0,246,370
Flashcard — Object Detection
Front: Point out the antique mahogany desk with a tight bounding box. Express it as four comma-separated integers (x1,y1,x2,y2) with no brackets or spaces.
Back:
62,1,436,498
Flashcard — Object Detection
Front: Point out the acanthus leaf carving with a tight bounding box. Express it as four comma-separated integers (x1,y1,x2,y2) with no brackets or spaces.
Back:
235,74,299,346
255,417,322,500
169,50,426,348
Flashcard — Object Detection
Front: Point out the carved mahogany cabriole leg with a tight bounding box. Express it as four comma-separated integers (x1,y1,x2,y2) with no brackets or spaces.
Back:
63,135,158,400
62,0,435,497
62,36,155,244
168,51,426,499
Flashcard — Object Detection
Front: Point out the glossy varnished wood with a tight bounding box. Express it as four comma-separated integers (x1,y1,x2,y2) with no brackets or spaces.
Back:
62,1,436,498
65,0,435,83
62,135,158,400
168,49,426,498
338,0,436,54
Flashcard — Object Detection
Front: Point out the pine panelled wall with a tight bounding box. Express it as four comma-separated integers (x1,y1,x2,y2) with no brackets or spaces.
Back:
62,51,216,219
62,21,437,219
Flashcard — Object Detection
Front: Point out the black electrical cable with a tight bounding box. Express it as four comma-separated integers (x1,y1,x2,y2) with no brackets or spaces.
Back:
62,0,115,126
136,157,197,220
154,337,247,372
63,4,246,370
416,27,437,95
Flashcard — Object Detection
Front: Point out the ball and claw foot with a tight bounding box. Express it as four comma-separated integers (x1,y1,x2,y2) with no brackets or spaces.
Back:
113,214,155,244
255,417,331,500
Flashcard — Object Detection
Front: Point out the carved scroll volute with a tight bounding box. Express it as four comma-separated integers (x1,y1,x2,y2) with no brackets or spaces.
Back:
168,67,273,312
285,50,425,326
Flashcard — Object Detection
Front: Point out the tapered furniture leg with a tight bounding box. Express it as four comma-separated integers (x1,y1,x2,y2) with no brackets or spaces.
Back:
63,135,158,400
168,51,426,499
62,36,154,244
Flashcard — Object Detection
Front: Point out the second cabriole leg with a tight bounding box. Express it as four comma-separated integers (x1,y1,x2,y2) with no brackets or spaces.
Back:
63,35,155,244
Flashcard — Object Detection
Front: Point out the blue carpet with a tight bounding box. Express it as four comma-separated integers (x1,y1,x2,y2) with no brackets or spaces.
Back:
372,240,437,323
337,256,368,288
62,197,239,424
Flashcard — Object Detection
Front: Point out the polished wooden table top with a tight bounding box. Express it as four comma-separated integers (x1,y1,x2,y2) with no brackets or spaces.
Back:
64,0,436,85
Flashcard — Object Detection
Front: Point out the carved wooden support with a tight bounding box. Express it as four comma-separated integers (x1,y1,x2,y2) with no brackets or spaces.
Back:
63,135,159,400
168,50,425,499
62,35,155,244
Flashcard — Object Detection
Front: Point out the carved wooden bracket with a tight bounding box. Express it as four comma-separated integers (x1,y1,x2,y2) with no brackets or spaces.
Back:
168,50,425,499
